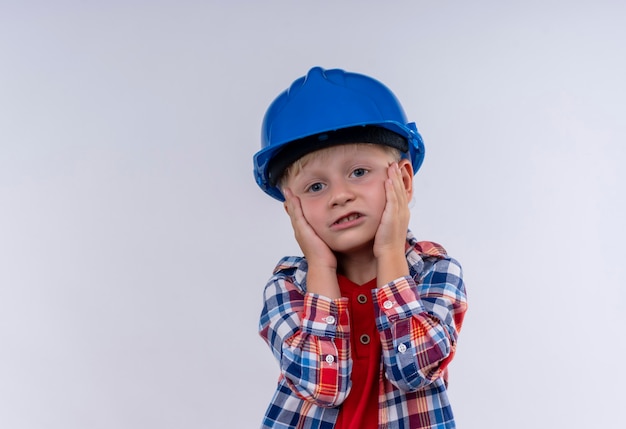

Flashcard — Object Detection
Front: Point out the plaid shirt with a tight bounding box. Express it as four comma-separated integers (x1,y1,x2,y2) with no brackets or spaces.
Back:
259,231,467,429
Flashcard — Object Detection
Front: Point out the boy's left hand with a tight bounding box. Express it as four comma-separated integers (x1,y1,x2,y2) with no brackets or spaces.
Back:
373,162,411,261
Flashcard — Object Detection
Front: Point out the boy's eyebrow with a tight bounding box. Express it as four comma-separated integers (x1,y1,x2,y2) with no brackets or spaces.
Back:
292,168,324,179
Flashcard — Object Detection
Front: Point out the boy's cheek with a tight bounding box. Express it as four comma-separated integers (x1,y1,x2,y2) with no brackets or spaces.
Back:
301,209,325,235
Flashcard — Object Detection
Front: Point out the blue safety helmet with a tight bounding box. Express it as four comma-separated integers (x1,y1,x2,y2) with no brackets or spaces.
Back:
253,67,425,201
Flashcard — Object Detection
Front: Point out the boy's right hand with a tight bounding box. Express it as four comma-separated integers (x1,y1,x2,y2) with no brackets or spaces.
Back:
283,188,337,271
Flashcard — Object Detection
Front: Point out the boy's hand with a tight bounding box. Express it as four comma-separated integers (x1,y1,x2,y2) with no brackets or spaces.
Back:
284,188,337,271
284,188,340,298
374,163,411,284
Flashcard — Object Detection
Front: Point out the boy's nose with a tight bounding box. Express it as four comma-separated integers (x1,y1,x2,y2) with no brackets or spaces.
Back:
329,182,355,207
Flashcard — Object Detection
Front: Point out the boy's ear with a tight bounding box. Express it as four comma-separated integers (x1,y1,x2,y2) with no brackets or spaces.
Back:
398,159,413,199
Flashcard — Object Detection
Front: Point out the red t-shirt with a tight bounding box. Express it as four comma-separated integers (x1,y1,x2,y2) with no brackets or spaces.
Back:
334,275,381,429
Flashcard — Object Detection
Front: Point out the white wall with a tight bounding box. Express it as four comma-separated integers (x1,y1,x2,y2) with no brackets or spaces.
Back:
1,1,624,428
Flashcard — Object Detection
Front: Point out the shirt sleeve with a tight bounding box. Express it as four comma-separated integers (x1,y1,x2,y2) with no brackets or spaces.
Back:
259,273,352,407
374,256,467,392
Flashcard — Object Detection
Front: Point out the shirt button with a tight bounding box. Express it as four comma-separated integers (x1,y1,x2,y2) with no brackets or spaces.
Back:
398,343,407,353
324,315,336,324
357,294,368,304
359,334,371,345
325,355,335,364
383,300,394,310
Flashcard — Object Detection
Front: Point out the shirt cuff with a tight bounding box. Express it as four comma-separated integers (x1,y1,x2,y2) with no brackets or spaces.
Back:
375,276,426,325
301,293,350,339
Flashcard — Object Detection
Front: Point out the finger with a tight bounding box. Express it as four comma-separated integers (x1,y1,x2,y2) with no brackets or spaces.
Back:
385,164,402,208
385,176,398,212
389,163,407,207
283,188,296,218
291,196,305,222
284,188,312,237
284,188,301,224
284,189,300,216
383,164,411,233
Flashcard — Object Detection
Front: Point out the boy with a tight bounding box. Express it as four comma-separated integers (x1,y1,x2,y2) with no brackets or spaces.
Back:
253,67,467,429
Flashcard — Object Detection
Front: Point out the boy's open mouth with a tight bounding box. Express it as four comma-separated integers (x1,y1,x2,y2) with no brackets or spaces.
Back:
333,213,362,225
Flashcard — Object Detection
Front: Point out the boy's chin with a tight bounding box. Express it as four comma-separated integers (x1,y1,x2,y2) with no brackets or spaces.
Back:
329,239,376,256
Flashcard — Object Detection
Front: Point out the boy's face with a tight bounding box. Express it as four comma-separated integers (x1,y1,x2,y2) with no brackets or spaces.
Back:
283,144,412,255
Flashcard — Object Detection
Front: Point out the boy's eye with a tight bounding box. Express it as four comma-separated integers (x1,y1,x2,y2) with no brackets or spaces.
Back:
307,182,325,193
351,168,368,178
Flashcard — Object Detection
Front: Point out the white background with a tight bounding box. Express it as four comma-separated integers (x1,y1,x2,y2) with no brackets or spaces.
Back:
1,1,625,428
